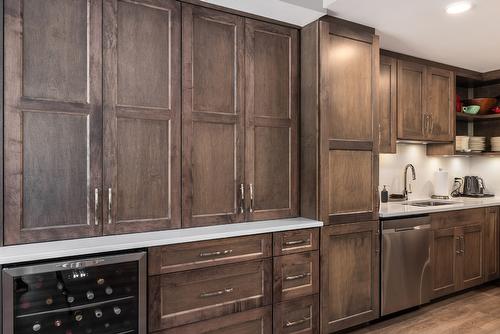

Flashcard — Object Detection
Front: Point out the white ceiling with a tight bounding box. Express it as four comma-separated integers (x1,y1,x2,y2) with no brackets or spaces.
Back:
202,0,500,73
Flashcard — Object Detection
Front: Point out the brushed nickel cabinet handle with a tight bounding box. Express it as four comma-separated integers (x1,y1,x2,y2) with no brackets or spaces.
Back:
456,236,461,254
249,183,254,213
94,188,99,226
284,239,310,247
284,272,311,281
285,316,312,328
430,115,435,134
200,287,233,298
108,188,112,224
461,236,465,254
239,183,245,214
199,249,233,258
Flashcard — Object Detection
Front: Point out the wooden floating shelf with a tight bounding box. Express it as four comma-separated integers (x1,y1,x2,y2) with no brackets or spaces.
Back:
455,151,500,156
456,113,500,122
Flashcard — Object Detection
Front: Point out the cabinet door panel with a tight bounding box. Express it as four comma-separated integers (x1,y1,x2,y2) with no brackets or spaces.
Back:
321,221,379,333
328,150,374,217
432,227,458,298
327,35,373,141
379,56,397,153
4,0,102,244
182,5,244,227
245,20,298,221
461,224,484,290
397,60,427,140
485,207,500,281
274,295,319,334
103,0,181,234
427,67,455,142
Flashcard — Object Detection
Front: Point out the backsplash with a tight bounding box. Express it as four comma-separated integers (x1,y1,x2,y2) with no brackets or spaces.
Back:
380,144,470,199
470,157,500,196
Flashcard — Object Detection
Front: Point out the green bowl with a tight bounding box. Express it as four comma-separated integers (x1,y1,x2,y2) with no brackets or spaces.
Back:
463,105,481,115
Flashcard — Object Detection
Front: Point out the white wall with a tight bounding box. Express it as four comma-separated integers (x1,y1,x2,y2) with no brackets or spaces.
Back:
379,144,471,199
470,157,500,195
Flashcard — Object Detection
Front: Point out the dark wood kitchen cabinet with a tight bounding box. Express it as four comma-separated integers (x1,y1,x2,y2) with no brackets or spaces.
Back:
379,55,397,154
182,6,299,228
103,0,181,235
4,0,103,245
431,209,485,299
396,58,455,143
301,16,379,226
244,19,299,222
484,207,500,281
321,221,380,333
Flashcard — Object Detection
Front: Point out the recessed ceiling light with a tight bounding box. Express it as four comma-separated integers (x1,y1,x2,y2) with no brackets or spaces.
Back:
446,1,472,14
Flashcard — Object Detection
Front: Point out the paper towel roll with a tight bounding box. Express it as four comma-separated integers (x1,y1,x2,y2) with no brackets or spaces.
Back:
434,169,449,197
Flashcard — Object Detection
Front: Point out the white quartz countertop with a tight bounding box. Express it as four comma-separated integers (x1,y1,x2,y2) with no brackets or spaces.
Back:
379,197,500,218
0,217,323,265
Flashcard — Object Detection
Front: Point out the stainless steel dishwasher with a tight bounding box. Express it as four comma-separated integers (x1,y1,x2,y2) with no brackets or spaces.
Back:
381,216,432,316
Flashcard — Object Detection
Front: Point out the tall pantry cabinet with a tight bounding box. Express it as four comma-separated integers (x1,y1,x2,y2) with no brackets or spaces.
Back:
301,17,380,333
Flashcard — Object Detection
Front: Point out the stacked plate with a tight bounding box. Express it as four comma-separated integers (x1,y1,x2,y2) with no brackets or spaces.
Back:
469,136,486,152
456,136,470,152
491,137,500,152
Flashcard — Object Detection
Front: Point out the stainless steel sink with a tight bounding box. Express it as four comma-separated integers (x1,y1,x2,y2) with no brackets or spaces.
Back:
402,201,459,207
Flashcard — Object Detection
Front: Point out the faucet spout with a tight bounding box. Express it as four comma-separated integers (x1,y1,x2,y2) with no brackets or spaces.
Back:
404,164,416,200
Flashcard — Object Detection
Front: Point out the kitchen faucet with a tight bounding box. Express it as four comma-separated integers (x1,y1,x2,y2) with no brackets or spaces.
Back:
403,164,416,200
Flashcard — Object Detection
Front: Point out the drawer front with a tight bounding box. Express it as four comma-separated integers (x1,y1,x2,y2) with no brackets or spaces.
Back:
158,306,272,334
431,208,485,230
149,259,273,330
273,229,319,256
274,295,319,334
273,251,319,302
148,234,272,274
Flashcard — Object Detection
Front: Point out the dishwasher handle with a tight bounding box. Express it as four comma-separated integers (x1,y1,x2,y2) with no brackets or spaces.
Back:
394,224,431,232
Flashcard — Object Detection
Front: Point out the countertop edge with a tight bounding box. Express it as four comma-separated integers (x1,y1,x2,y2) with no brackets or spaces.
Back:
0,218,323,265
379,199,500,218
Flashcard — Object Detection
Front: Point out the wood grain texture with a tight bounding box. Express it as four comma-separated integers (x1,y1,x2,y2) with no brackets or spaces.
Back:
432,227,458,298
4,0,103,245
461,223,484,290
397,60,427,141
427,67,455,142
321,221,380,333
273,294,319,334
157,306,272,334
273,251,319,303
103,0,181,235
245,19,299,221
148,234,272,275
273,228,319,256
379,56,397,154
484,207,500,281
148,259,272,330
182,4,245,227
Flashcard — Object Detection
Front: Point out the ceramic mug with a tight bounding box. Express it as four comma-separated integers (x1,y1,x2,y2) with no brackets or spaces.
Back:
462,105,480,114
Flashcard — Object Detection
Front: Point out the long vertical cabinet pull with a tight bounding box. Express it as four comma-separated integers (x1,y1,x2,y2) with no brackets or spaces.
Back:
108,188,112,224
94,189,100,226
249,184,254,213
239,184,246,214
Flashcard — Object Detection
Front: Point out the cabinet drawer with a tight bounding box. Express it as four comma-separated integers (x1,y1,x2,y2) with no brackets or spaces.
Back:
273,251,319,302
273,229,319,256
274,295,319,334
431,208,485,229
157,306,272,334
148,234,272,274
149,259,272,330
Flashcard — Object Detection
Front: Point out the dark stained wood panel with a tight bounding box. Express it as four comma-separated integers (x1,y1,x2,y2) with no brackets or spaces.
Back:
328,150,373,215
273,295,319,334
273,228,319,256
182,4,245,227
159,307,272,334
148,259,272,330
245,19,299,221
4,0,103,245
485,207,500,281
327,34,373,141
22,112,89,228
379,56,397,153
321,221,380,333
103,0,181,235
427,67,455,142
432,227,458,298
397,60,427,140
22,0,88,102
461,224,484,290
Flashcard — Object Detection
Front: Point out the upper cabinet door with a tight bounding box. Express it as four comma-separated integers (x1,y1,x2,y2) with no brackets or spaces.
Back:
427,67,455,142
102,0,181,235
182,5,245,227
379,56,397,153
397,60,427,141
244,19,299,221
4,0,103,245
